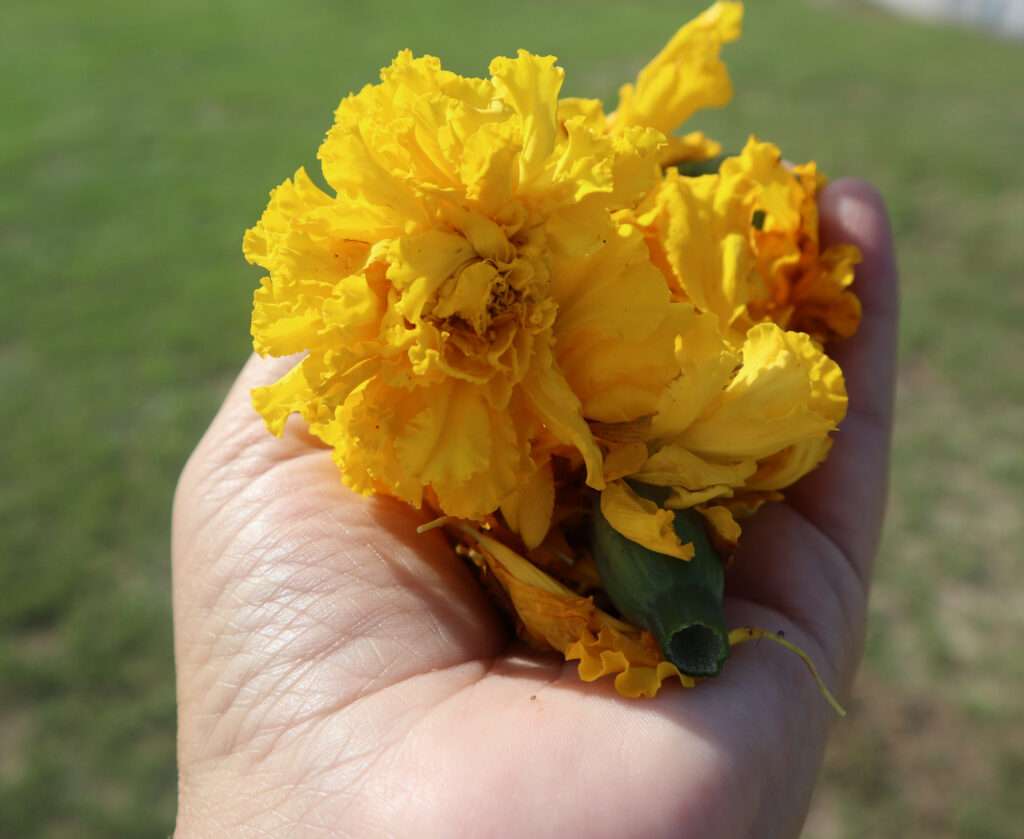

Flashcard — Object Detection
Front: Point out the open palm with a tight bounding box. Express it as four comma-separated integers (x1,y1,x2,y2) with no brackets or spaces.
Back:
173,180,898,838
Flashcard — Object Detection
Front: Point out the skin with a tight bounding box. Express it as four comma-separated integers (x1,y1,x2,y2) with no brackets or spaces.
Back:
173,179,898,838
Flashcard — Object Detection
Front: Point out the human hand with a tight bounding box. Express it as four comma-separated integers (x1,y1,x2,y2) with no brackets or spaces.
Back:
172,179,898,838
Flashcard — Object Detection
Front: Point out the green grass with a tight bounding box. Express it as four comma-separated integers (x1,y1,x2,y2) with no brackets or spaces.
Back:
2,0,1022,835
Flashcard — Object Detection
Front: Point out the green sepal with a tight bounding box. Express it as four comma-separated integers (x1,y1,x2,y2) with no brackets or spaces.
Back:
674,153,729,177
591,484,729,677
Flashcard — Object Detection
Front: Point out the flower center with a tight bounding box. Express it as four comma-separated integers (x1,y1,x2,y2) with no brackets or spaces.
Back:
417,213,556,386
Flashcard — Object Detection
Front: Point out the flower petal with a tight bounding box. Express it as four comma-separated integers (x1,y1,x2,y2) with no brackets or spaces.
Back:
603,442,650,482
385,230,477,323
638,169,758,336
489,50,564,185
698,504,742,551
613,1,743,135
521,338,605,490
551,223,685,422
501,460,556,550
635,444,755,489
464,528,694,697
678,323,847,461
650,308,739,438
599,480,694,561
251,360,315,436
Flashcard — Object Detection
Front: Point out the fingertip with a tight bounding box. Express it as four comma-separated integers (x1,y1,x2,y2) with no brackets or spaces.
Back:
819,179,899,316
819,178,888,237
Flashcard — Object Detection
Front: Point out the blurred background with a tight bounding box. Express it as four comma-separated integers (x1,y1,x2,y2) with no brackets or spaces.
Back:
2,0,1021,835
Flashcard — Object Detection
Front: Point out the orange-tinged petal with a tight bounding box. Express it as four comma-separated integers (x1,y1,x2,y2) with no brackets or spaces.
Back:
698,504,741,550
603,442,650,482
567,628,695,698
463,528,694,697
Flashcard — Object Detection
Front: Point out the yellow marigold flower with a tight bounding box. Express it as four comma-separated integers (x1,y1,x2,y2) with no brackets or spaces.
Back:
245,49,684,532
636,136,862,345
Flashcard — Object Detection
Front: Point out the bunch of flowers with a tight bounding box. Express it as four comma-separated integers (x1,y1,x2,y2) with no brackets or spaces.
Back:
243,2,858,706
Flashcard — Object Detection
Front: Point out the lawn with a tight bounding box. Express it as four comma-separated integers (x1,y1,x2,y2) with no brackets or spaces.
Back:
2,0,1021,835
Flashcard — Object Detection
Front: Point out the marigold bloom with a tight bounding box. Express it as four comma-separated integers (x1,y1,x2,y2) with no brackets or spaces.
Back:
245,49,685,530
637,137,862,345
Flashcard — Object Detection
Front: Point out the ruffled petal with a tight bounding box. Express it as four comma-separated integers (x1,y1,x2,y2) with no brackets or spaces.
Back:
718,137,864,343
385,230,477,323
251,360,315,436
599,480,694,560
567,628,695,698
677,323,847,461
613,1,743,135
463,528,694,698
245,170,377,357
650,308,739,438
489,50,564,185
637,168,758,336
242,168,332,271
